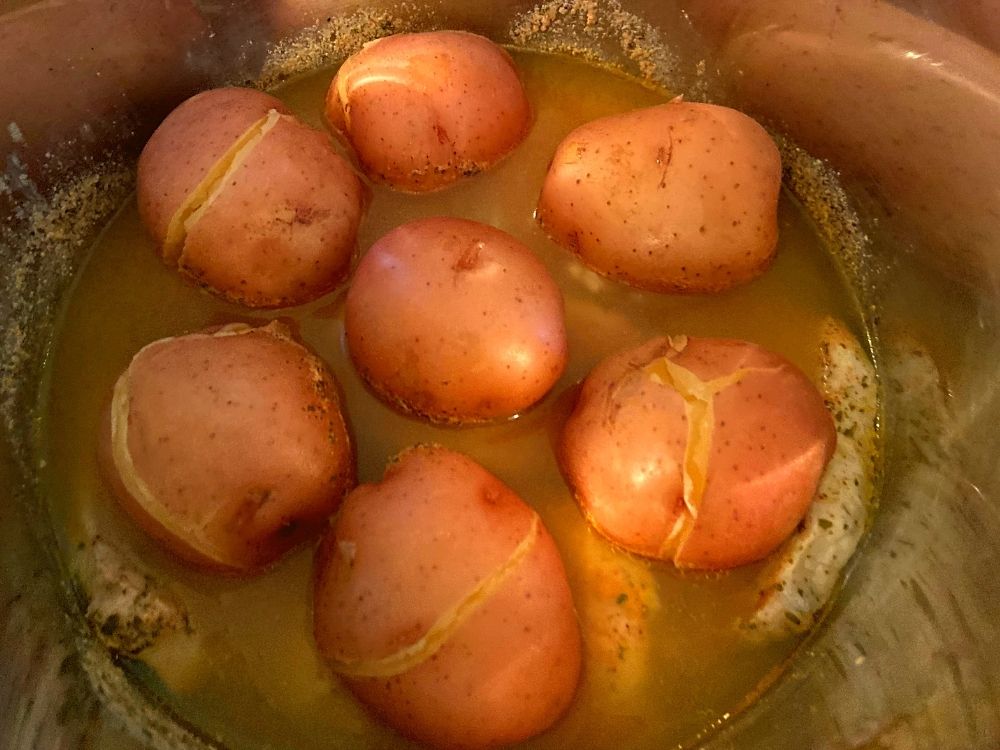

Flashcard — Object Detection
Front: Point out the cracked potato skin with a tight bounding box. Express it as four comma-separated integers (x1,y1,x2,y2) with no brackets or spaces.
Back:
313,446,581,750
560,337,835,569
325,31,531,192
537,101,781,293
99,323,354,573
137,87,366,308
137,87,290,251
179,114,366,307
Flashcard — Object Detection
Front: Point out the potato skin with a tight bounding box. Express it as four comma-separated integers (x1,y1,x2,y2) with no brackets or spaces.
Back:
325,31,531,191
559,337,835,569
344,217,568,424
179,114,367,307
313,446,581,749
137,87,366,307
101,322,354,573
537,101,781,293
137,87,288,252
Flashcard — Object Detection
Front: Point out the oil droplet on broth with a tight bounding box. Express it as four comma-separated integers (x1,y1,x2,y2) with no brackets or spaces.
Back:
38,50,864,749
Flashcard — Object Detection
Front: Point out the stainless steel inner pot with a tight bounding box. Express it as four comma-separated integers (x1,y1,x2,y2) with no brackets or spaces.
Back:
2,1,998,748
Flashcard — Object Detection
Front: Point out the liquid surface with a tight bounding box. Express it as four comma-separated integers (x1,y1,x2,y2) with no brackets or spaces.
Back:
40,51,863,750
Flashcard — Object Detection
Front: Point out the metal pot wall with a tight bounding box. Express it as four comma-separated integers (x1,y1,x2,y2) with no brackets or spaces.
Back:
1,1,998,748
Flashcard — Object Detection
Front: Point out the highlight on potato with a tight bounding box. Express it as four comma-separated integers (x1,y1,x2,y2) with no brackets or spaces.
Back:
559,335,836,570
99,321,355,573
345,216,568,424
537,100,782,293
137,86,367,308
325,30,532,191
313,445,582,749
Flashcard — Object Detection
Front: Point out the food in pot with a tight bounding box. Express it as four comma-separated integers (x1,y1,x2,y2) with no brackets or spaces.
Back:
559,335,836,569
73,534,206,691
75,534,192,656
574,527,659,706
313,445,582,749
537,101,781,293
137,86,366,308
100,321,354,573
325,30,532,191
41,47,877,750
344,216,568,424
745,317,877,636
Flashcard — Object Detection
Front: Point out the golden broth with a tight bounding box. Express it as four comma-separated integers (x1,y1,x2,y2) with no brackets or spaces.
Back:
39,50,864,749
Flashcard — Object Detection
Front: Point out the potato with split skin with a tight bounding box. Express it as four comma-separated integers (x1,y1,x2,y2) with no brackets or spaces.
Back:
137,86,366,308
345,217,568,424
100,321,354,573
325,30,532,192
537,101,782,293
313,445,582,750
559,336,836,570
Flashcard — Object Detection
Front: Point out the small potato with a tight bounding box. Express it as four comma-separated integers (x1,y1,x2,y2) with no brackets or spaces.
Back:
537,101,782,293
138,87,366,307
313,445,582,749
325,31,531,191
101,321,354,572
345,217,568,424
560,336,835,569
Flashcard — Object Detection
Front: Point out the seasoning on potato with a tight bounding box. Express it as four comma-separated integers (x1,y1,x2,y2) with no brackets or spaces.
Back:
345,216,568,424
325,30,532,191
313,445,582,750
137,86,366,308
100,321,354,573
559,336,836,570
537,100,782,293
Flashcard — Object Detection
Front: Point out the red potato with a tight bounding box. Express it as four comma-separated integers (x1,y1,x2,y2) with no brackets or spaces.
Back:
537,101,782,293
345,217,568,424
313,445,581,750
137,87,366,307
560,336,835,569
325,31,531,191
101,321,354,573
137,87,289,253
